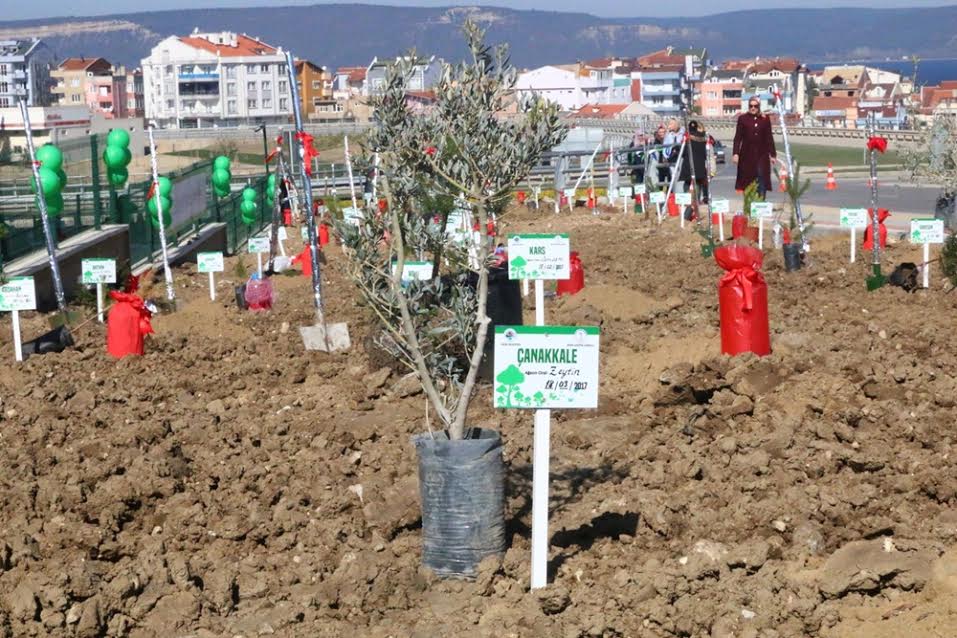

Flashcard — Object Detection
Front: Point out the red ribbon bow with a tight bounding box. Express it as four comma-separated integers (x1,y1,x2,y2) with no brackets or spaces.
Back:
424,145,437,156
867,136,888,154
719,267,759,312
296,132,319,176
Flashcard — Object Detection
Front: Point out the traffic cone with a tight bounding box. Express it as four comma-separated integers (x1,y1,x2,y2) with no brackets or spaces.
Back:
587,187,596,210
825,163,838,191
778,165,788,192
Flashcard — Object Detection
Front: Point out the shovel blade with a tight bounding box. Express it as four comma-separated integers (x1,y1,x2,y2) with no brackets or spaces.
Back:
300,322,351,352
866,265,887,291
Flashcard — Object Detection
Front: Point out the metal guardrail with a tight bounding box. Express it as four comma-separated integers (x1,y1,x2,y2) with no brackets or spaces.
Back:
151,122,373,141
569,117,926,143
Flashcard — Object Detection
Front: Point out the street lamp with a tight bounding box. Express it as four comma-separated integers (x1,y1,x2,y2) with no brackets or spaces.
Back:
255,122,269,177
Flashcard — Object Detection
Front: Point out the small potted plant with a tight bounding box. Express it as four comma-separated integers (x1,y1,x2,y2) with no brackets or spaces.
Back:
782,163,811,271
339,21,565,577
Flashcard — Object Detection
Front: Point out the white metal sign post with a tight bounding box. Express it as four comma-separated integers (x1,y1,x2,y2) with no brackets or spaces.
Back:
248,237,270,278
197,252,225,300
344,135,359,214
910,219,945,288
0,277,37,362
711,199,729,241
750,202,774,250
634,184,646,215
147,126,175,303
618,186,632,214
675,192,692,229
650,190,665,222
81,258,117,322
839,208,869,263
494,325,600,590
505,234,576,591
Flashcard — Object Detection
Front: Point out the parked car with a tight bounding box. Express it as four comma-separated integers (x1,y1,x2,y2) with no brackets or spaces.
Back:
712,140,726,164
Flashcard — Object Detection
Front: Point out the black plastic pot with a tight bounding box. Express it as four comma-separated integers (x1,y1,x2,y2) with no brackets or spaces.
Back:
22,325,74,360
412,427,505,578
475,266,523,382
783,243,802,272
234,284,248,310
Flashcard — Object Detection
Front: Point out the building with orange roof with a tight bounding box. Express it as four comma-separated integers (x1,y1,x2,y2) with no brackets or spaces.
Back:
51,57,138,119
141,30,293,128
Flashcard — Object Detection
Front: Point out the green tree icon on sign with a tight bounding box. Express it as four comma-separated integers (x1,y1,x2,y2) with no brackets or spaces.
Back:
495,364,525,407
510,255,527,278
912,229,922,242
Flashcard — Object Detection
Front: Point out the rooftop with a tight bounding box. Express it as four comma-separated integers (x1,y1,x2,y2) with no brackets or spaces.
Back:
57,57,112,73
179,33,278,57
572,103,628,119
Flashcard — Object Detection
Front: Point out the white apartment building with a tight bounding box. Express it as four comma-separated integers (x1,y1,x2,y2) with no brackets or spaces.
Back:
141,31,293,128
516,63,633,111
0,39,56,108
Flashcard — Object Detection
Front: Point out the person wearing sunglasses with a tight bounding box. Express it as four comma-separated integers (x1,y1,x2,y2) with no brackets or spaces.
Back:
732,97,776,196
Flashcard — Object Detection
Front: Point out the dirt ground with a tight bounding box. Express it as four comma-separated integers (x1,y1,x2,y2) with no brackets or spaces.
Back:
1,202,957,637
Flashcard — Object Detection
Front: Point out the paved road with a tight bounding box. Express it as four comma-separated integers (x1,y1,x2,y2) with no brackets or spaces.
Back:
697,164,946,234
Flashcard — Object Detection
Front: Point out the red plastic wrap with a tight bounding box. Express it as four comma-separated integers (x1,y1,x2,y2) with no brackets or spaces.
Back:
556,251,585,297
106,291,153,358
731,214,749,239
318,223,330,247
714,245,771,357
667,192,679,217
516,191,526,204
292,244,319,278
862,208,890,250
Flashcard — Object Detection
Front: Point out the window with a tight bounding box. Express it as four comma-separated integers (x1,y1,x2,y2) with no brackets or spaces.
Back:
247,98,257,109
225,66,237,79
165,65,173,75
312,80,321,89
279,97,288,111
0,65,6,74
247,81,256,94
247,64,257,74
99,86,110,95
0,97,9,107
260,64,269,73
0,82,6,92
261,80,270,91
262,96,271,108
71,94,81,103
228,99,237,114
278,64,286,75
71,78,80,87
278,80,287,94
166,99,174,109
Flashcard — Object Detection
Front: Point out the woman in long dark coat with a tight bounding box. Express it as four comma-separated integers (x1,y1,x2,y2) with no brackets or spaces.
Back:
733,97,776,195
679,120,710,204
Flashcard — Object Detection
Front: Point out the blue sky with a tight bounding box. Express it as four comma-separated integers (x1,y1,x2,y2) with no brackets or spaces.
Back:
3,0,950,21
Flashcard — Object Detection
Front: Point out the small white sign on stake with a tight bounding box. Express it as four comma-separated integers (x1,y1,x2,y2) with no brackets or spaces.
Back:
82,258,117,323
300,226,310,242
649,191,666,204
617,186,632,198
494,324,601,592
750,202,774,219
711,199,729,241
675,192,692,206
393,261,434,284
841,208,869,263
507,234,571,281
911,218,945,289
248,236,270,278
634,183,647,195
197,251,225,301
0,276,37,362
342,206,362,227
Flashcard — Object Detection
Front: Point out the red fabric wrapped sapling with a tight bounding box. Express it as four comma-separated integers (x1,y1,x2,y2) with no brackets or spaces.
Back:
714,245,770,357
862,208,890,250
106,291,153,358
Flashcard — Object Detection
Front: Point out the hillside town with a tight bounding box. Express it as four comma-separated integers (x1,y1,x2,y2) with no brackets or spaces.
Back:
1,30,955,150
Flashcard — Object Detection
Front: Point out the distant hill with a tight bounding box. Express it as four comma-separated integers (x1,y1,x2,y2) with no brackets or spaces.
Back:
1,4,955,70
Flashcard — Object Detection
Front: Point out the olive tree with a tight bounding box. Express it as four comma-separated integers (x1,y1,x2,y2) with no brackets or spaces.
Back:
340,20,566,440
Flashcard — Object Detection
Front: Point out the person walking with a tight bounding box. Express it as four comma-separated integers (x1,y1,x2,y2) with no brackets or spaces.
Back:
733,97,776,196
679,120,710,210
650,125,670,185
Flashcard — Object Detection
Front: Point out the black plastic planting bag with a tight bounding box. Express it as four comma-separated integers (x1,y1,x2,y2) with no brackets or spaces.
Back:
412,428,506,578
22,325,74,360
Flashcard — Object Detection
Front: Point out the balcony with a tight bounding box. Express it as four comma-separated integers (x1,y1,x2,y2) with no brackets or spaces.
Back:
12,70,26,80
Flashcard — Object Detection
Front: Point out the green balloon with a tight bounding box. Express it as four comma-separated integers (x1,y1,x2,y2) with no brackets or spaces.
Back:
120,148,132,167
103,145,127,169
149,209,172,229
157,176,173,197
267,173,276,186
56,168,68,190
242,187,257,202
215,186,230,199
107,167,128,186
242,211,257,226
147,195,172,216
106,129,130,148
240,199,257,215
32,166,61,196
213,155,231,171
266,196,274,207
44,191,64,215
35,144,63,172
211,168,231,188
